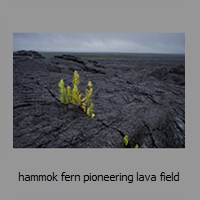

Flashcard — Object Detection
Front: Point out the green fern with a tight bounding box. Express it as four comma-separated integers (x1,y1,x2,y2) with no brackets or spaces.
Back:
124,135,139,148
82,81,93,111
86,102,94,117
58,71,95,118
72,70,80,86
58,79,68,104
134,144,139,148
124,135,129,146
67,85,76,105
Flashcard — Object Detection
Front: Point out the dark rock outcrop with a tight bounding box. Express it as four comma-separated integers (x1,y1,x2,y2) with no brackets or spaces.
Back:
13,51,185,148
13,50,45,59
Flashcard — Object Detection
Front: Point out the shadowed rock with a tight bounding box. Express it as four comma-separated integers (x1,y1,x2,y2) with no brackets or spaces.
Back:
13,51,185,148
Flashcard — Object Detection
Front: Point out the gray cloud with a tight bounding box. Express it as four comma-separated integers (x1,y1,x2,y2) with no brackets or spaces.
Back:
13,33,185,54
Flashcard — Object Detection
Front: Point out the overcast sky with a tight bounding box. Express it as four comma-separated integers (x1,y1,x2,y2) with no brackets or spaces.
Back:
13,33,185,54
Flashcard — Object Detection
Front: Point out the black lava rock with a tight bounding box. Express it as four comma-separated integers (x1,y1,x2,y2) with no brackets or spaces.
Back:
13,51,185,148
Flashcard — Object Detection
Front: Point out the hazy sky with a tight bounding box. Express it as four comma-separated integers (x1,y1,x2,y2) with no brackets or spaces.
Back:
13,33,185,54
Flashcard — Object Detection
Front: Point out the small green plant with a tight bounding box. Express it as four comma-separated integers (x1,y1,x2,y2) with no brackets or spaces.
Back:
124,135,139,148
124,135,129,146
58,79,68,105
58,70,95,118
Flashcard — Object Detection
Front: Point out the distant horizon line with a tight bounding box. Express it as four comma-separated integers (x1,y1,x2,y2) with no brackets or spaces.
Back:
13,50,185,55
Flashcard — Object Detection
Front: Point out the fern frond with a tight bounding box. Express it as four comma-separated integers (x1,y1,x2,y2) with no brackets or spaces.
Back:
135,144,139,148
86,102,94,117
124,135,129,146
88,81,93,88
72,70,80,86
72,85,79,103
58,79,68,104
84,88,93,107
77,92,82,105
67,86,76,105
